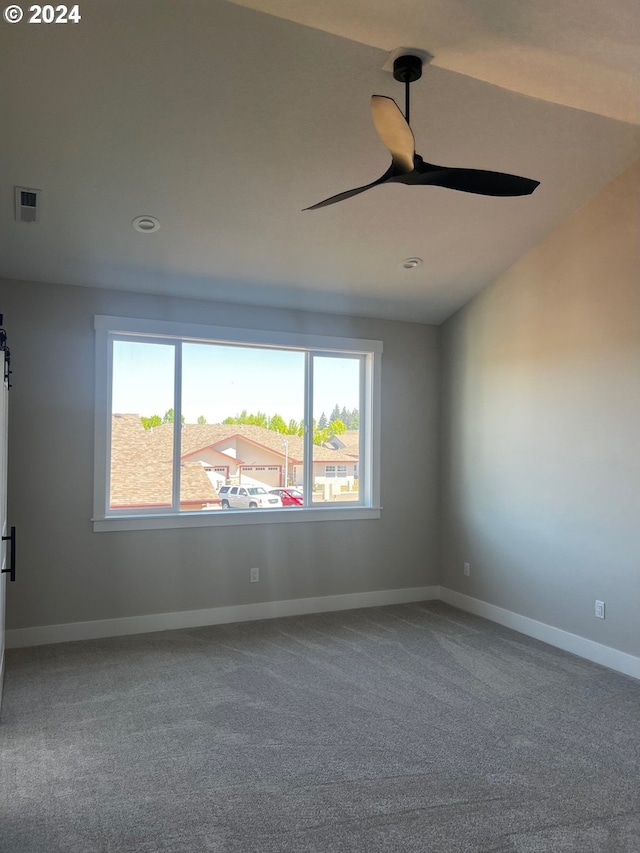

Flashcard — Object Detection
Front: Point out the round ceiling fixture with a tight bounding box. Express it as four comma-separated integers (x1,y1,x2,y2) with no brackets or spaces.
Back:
132,215,160,233
401,257,423,269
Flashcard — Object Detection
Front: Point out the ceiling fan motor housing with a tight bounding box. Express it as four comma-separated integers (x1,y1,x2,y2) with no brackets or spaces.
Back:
393,55,422,83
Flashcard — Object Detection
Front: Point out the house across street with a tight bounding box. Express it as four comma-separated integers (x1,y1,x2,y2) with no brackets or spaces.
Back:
110,415,360,511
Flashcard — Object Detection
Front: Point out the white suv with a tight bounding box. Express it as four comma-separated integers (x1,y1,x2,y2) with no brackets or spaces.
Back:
218,485,283,510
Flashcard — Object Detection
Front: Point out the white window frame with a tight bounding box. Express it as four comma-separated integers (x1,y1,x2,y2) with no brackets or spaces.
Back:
93,315,382,531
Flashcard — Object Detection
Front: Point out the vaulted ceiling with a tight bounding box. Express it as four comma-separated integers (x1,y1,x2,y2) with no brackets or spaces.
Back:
1,0,638,323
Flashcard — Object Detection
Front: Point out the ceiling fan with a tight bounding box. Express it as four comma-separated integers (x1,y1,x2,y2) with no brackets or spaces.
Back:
305,54,540,211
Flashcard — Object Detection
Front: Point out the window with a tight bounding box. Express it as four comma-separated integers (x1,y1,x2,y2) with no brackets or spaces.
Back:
94,316,382,530
324,465,347,477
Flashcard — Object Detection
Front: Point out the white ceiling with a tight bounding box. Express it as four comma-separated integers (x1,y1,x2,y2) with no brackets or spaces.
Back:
1,0,638,324
230,0,640,124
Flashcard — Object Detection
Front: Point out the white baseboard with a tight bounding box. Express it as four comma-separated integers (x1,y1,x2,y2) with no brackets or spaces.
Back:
439,587,640,680
5,586,440,649
6,585,639,680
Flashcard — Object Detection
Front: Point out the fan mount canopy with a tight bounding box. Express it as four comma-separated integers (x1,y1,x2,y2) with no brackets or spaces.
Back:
392,55,422,84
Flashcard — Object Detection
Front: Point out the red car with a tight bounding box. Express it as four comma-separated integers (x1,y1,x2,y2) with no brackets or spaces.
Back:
269,488,304,507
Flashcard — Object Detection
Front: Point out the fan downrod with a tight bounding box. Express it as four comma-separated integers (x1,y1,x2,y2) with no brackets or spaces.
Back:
392,55,422,125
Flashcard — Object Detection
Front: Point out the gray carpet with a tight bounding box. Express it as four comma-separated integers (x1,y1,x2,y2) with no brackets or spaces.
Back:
1,601,639,853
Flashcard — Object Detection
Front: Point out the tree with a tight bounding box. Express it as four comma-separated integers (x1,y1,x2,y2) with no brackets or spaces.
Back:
162,408,184,424
220,410,306,436
328,418,347,435
197,415,207,424
313,428,329,446
349,408,359,430
140,414,162,430
268,413,287,433
318,412,328,429
222,410,269,428
340,406,349,425
330,404,341,423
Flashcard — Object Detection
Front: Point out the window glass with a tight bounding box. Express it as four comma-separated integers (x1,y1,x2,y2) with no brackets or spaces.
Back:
311,356,361,504
110,341,175,510
179,343,305,511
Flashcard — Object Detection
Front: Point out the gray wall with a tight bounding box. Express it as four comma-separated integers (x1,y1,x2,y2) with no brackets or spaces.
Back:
0,281,440,630
3,161,638,658
439,160,640,655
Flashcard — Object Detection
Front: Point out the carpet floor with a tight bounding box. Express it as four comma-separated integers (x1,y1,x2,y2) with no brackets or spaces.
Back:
1,601,639,852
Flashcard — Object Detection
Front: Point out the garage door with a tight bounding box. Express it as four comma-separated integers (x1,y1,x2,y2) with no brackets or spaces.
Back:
241,466,281,487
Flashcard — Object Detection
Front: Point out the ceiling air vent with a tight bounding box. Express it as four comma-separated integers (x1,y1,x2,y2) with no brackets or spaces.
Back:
14,187,41,223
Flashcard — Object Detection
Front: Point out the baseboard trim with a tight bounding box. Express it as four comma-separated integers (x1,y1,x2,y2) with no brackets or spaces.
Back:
7,586,639,680
439,587,640,680
5,586,440,649
0,652,4,712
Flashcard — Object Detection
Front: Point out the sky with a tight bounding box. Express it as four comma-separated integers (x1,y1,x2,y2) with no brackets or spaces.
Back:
111,340,360,424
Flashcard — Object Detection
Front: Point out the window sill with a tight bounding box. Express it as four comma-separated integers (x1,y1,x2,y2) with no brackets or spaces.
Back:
93,505,382,532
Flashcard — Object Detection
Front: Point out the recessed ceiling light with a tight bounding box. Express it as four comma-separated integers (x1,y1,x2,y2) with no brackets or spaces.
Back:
132,215,160,233
401,257,422,269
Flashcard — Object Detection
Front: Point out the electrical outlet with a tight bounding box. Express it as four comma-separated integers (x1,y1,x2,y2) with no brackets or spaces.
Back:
463,562,471,577
250,567,259,583
594,600,605,619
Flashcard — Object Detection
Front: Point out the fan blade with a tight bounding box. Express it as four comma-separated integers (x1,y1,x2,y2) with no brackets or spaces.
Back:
371,96,414,174
303,166,394,211
414,160,539,196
